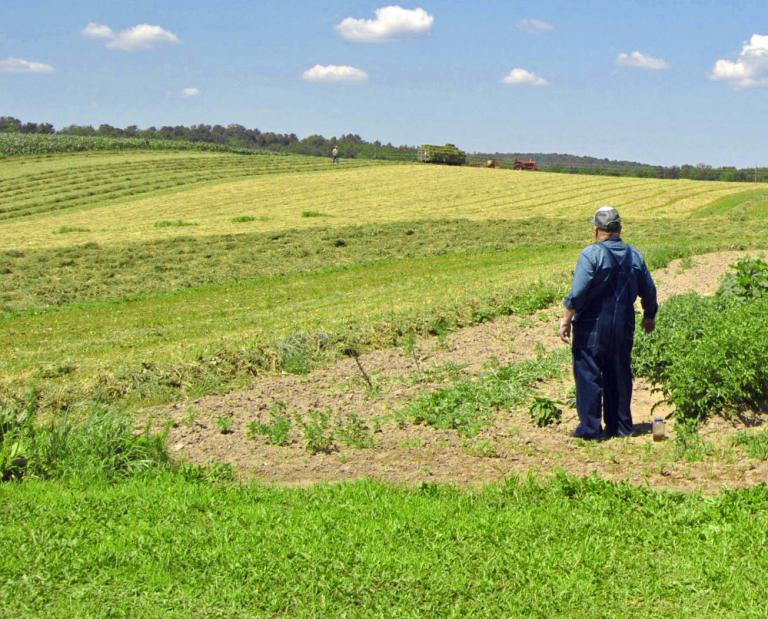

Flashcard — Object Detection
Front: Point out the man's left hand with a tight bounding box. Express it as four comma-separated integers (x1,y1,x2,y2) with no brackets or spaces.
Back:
642,317,656,334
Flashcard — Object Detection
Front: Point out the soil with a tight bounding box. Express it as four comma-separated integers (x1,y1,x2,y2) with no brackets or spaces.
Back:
160,251,768,493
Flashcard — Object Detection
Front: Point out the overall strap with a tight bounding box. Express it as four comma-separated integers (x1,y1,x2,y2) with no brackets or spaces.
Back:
600,243,632,296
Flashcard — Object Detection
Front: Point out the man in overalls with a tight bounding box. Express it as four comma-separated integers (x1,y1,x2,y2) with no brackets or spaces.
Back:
559,206,658,439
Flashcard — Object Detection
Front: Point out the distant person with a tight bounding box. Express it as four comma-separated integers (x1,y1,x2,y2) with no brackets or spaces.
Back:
331,146,339,165
559,206,658,440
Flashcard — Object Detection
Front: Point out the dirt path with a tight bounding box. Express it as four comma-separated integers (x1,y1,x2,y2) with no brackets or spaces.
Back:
163,251,768,493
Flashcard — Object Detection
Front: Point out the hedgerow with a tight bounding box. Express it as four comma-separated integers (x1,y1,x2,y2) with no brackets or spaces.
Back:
0,133,254,157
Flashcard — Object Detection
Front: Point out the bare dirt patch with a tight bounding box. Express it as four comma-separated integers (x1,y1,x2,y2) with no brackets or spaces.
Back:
162,251,768,493
653,250,766,301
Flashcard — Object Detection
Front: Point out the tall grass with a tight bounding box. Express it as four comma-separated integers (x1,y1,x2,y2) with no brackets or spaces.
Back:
0,390,168,482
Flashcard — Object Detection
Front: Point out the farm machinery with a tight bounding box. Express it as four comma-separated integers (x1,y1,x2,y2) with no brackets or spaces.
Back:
513,159,538,171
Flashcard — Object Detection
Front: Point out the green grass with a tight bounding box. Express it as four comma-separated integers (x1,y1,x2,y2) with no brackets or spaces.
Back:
2,216,763,313
52,225,89,234
0,218,649,312
2,474,768,617
1,148,767,414
0,246,575,410
692,187,768,219
732,429,768,460
405,349,569,436
230,215,257,223
3,148,768,618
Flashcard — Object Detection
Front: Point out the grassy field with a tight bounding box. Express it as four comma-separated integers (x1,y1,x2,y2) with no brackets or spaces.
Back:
1,161,759,250
0,150,387,224
1,149,767,410
2,474,768,618
3,147,768,616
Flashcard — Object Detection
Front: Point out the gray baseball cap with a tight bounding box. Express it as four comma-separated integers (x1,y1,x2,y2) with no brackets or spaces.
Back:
592,205,622,231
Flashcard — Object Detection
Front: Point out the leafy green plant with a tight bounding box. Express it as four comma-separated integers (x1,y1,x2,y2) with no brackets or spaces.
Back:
634,291,768,428
216,416,233,435
463,438,499,458
718,256,768,300
231,215,256,223
406,351,567,437
529,396,562,428
335,411,374,449
299,409,335,454
246,402,292,446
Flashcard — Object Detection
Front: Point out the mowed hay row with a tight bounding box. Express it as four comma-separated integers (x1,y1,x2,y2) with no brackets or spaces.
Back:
0,163,757,251
0,245,572,390
0,150,388,222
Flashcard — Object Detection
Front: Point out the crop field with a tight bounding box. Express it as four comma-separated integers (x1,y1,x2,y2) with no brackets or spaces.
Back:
2,149,766,410
3,144,768,616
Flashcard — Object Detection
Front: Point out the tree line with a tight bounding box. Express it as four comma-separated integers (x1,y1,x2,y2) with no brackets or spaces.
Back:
0,116,415,161
2,116,765,182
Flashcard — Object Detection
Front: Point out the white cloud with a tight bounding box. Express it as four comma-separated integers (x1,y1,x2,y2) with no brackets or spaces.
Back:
711,34,768,89
302,64,369,82
181,87,201,97
516,18,554,34
336,6,434,43
105,24,180,51
81,22,114,39
616,51,669,70
502,68,548,86
0,57,55,73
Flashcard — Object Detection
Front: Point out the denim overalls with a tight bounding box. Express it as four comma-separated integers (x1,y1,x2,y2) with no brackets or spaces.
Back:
568,239,653,438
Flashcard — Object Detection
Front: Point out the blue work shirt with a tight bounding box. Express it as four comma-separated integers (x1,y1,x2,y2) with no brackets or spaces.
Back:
564,237,658,322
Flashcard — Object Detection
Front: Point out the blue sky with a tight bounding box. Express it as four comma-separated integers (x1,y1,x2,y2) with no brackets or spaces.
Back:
2,1,767,166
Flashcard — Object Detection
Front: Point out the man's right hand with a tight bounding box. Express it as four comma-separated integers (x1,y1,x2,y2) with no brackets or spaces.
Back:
642,317,656,334
559,318,572,343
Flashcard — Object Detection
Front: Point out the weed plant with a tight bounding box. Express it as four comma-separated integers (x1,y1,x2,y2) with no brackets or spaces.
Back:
216,416,233,435
462,438,499,458
718,255,768,300
731,429,768,460
335,411,374,449
299,409,336,454
529,396,563,427
246,402,292,446
407,350,568,437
